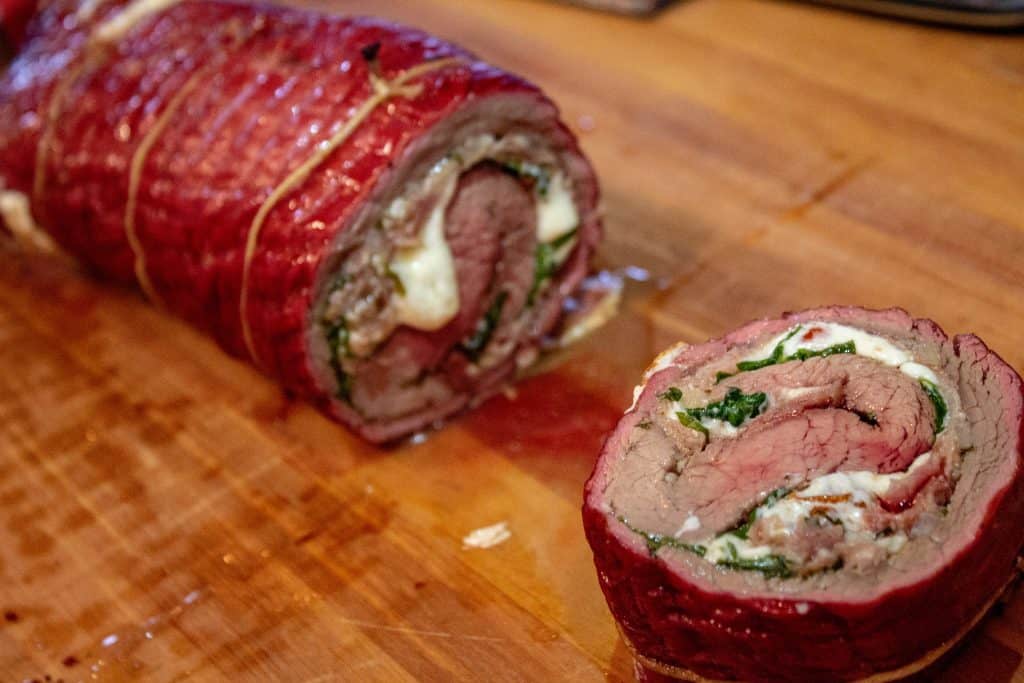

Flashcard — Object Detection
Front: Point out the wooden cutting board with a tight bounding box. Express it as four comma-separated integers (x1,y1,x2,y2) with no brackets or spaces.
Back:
2,0,1023,680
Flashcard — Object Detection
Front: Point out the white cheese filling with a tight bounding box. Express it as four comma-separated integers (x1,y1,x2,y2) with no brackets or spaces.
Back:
747,321,941,385
701,419,740,439
702,452,933,565
390,167,460,331
676,513,702,536
660,403,743,439
703,534,775,564
644,322,950,571
536,170,578,246
385,133,577,331
744,321,946,429
627,342,690,414
651,322,947,434
662,393,769,439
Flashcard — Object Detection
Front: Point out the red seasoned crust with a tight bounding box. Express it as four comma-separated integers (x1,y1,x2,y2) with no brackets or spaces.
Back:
0,0,35,47
0,0,601,441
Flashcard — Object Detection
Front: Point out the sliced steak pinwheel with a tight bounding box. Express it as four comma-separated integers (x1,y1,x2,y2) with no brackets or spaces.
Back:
0,0,601,442
584,307,1024,682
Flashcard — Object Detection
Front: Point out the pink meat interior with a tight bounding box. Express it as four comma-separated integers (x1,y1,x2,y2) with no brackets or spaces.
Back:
589,307,1023,600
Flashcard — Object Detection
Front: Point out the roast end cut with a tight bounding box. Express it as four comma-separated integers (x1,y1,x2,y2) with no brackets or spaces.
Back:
584,307,1024,682
0,0,602,442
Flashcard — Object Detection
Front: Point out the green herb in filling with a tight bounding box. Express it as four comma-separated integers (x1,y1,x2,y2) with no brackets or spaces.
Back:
527,227,578,306
686,387,768,428
618,516,706,557
501,160,551,197
919,378,947,434
788,341,856,361
325,318,352,401
731,513,755,541
720,326,857,382
761,486,791,508
675,411,709,436
668,387,767,435
733,326,803,373
730,487,790,540
658,386,683,402
528,243,554,307
717,541,793,579
461,292,508,361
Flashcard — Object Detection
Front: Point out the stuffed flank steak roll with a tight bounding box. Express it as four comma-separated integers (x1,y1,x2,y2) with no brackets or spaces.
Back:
0,0,601,442
584,306,1024,682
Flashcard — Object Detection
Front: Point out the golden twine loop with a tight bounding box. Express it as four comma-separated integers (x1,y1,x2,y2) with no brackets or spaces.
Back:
238,56,464,367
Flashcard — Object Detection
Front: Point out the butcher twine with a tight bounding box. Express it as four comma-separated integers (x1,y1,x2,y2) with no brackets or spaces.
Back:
7,0,130,252
34,0,179,210
238,55,464,367
122,69,204,306
124,19,255,306
24,0,463,368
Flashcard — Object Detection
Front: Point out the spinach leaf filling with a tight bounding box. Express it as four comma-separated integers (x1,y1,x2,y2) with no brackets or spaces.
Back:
919,378,947,433
684,387,768,428
702,489,794,578
619,505,794,579
528,227,578,306
617,516,707,557
716,542,793,579
785,341,857,362
658,386,683,402
321,272,354,402
675,412,709,436
461,291,508,361
501,160,551,197
325,317,352,401
722,326,803,378
728,487,791,540
505,159,577,307
715,326,856,382
663,387,768,434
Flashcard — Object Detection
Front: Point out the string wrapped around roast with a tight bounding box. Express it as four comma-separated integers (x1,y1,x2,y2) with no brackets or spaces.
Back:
0,0,601,442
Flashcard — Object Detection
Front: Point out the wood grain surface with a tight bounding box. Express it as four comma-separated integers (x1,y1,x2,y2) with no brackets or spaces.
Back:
2,0,1023,680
